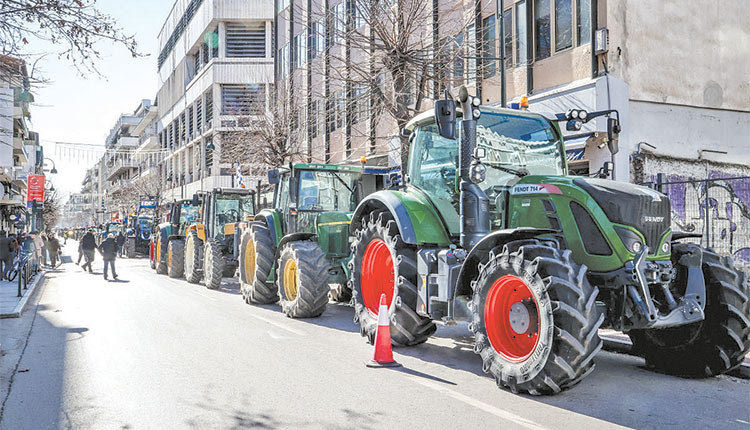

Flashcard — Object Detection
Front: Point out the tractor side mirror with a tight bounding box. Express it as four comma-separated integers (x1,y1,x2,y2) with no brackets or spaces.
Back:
434,99,457,140
607,118,621,155
191,194,200,206
268,169,280,184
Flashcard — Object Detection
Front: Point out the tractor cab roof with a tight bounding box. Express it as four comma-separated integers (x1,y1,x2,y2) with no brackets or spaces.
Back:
291,163,362,173
404,105,551,132
209,187,254,196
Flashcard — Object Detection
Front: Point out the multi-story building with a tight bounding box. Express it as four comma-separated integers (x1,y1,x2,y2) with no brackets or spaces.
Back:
80,163,104,224
156,0,274,200
102,100,152,199
0,56,43,233
275,0,748,179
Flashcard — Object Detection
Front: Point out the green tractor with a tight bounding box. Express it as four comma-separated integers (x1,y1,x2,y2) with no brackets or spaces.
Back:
169,188,255,289
240,163,393,318
347,88,749,395
151,199,201,275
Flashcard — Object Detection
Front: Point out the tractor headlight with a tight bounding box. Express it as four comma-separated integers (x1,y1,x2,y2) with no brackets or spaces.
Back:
470,162,486,184
661,242,669,254
614,226,645,255
631,241,642,253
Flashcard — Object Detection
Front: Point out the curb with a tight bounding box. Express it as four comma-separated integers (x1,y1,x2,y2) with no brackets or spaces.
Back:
0,271,46,319
601,335,750,380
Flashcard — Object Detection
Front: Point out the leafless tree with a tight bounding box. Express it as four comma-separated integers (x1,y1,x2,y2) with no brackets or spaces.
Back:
42,186,61,229
222,82,307,174
288,0,484,168
0,0,141,80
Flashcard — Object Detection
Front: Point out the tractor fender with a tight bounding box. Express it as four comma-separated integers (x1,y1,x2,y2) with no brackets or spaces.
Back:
451,227,556,317
274,232,316,263
186,224,206,242
254,209,282,244
350,190,450,246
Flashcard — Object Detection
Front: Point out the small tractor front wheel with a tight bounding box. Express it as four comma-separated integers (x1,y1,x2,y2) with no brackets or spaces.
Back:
350,211,436,346
155,236,168,275
184,230,204,284
240,222,277,304
167,239,185,279
277,241,330,318
629,244,750,376
203,238,225,290
470,239,603,395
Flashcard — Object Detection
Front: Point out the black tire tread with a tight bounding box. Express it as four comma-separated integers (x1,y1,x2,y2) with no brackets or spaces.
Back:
184,230,203,284
243,222,277,304
203,238,225,290
629,244,750,377
349,211,436,346
277,241,330,318
167,239,185,279
470,240,603,395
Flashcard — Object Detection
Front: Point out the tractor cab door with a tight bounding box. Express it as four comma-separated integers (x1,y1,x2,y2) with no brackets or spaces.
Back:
274,171,295,234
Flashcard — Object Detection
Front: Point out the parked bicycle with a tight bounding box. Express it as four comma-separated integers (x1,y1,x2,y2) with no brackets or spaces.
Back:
7,249,32,282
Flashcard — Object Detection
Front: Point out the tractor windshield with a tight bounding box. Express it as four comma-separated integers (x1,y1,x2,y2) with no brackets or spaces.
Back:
297,170,359,212
214,194,254,234
180,203,200,224
408,111,564,234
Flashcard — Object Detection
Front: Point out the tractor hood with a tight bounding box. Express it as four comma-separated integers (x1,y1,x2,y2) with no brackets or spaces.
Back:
572,178,671,252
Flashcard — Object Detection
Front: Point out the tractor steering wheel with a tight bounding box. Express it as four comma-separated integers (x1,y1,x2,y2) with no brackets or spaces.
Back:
224,209,240,221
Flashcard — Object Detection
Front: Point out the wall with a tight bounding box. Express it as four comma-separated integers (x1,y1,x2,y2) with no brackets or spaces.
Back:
0,88,13,166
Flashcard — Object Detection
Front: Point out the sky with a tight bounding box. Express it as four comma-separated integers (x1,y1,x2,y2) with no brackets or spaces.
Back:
28,0,174,196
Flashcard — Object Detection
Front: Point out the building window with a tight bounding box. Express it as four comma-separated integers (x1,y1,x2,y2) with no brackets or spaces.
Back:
310,24,318,60
482,15,496,78
315,20,326,54
225,22,266,57
453,33,464,78
555,0,572,51
292,35,299,70
294,32,306,68
516,1,527,65
205,91,213,128
335,2,345,42
205,27,219,59
196,100,203,133
187,106,194,140
350,85,366,125
577,0,591,46
336,91,344,129
502,9,513,68
221,84,266,115
534,0,551,60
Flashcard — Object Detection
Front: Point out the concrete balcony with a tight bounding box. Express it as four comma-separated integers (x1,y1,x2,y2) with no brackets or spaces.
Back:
12,137,28,164
105,160,138,181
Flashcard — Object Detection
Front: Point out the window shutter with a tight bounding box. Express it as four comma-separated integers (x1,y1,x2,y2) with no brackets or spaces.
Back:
226,22,266,57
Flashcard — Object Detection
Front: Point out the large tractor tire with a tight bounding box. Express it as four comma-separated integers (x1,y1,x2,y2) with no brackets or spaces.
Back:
149,239,156,270
184,230,204,284
240,222,277,304
629,244,750,377
125,238,136,258
203,238,225,290
167,239,185,279
155,235,168,275
350,211,436,346
470,239,603,395
277,241,330,318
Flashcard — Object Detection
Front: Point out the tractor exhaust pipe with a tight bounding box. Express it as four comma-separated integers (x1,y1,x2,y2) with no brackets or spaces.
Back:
456,88,490,249
433,87,490,249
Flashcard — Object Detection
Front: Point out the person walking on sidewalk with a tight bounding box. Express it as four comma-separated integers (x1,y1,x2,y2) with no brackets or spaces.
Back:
116,231,126,257
80,229,97,273
32,232,44,270
0,231,13,280
46,232,61,267
98,233,118,280
76,239,84,265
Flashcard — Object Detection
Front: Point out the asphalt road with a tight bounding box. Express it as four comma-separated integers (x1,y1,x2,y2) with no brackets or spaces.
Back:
1,241,748,429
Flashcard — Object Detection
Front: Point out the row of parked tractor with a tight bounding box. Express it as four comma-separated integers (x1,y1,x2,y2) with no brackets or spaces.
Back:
143,87,749,396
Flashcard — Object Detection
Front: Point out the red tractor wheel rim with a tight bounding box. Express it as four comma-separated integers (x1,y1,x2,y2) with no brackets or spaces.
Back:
484,275,540,362
360,238,395,316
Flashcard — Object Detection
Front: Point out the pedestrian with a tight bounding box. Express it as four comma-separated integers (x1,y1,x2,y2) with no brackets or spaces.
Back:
0,231,13,280
46,232,61,267
80,229,97,273
64,230,68,245
116,231,126,257
76,240,84,265
32,231,45,270
40,231,49,266
98,232,118,280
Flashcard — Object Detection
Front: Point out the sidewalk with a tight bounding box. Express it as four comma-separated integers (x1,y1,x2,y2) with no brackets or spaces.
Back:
0,268,45,318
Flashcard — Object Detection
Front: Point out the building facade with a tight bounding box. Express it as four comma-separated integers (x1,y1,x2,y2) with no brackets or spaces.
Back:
0,56,44,233
156,0,275,200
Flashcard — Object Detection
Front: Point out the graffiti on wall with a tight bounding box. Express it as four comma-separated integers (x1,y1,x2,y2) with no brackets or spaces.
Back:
657,173,750,268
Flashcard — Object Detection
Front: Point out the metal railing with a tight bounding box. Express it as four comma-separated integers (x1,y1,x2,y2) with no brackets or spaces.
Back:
642,175,750,268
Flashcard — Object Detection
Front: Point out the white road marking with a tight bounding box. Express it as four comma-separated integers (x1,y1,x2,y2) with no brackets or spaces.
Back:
246,312,306,336
411,378,547,430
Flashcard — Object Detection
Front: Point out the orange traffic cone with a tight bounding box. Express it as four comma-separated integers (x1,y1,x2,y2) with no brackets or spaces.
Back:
366,293,401,368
